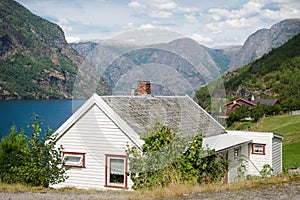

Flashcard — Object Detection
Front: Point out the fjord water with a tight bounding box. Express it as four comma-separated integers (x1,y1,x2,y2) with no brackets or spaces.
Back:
0,99,86,139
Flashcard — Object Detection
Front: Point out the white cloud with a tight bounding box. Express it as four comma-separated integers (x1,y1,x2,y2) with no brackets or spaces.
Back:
138,23,155,29
184,14,198,24
261,8,299,19
177,6,199,13
57,18,72,31
128,1,141,9
259,0,300,20
66,36,80,43
205,0,300,37
128,0,199,19
191,33,212,43
129,0,175,18
206,17,256,32
208,1,263,21
149,10,173,18
153,1,177,10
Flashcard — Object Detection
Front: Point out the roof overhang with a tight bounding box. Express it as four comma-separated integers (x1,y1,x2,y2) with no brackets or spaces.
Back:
273,132,284,140
203,133,252,152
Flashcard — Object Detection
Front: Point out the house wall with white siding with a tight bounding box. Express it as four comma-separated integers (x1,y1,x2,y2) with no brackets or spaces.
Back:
272,137,282,174
227,131,283,176
52,104,137,190
227,144,249,182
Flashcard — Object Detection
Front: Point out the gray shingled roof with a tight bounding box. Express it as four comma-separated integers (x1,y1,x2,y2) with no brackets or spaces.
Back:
101,95,225,138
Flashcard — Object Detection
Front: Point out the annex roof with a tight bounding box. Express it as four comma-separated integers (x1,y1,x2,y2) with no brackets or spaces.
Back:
203,133,252,152
226,130,284,140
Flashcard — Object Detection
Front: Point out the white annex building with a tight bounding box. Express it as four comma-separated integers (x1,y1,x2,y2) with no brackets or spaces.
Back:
51,82,283,190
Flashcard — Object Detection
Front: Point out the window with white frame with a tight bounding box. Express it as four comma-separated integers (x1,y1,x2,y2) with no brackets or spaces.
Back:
252,143,266,155
105,155,127,188
63,152,85,168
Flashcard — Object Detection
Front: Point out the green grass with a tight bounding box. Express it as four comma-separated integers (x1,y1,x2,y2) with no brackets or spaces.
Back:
231,114,300,169
283,141,300,170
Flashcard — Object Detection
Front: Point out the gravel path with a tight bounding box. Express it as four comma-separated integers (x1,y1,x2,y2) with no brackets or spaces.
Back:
1,180,299,200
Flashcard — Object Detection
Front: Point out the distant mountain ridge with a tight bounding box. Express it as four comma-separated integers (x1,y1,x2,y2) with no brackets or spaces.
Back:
0,0,109,100
72,37,237,95
230,18,300,70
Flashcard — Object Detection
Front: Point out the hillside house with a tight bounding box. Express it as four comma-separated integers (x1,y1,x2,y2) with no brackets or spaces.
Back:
51,82,283,190
224,95,280,115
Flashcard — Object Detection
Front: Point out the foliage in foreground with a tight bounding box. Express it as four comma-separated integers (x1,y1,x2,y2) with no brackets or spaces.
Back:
0,114,67,187
126,120,228,190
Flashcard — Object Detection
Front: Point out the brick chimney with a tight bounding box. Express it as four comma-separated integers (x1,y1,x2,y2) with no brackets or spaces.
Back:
137,81,151,96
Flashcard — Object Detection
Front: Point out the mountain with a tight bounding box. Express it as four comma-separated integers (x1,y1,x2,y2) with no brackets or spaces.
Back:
0,0,109,100
71,40,140,75
229,18,300,70
196,33,300,113
72,37,237,95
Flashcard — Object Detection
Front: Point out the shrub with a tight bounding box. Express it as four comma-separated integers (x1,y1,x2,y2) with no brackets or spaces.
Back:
0,114,67,187
126,120,228,189
0,126,28,183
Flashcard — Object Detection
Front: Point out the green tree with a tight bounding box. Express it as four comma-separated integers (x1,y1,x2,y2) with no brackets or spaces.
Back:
21,114,67,187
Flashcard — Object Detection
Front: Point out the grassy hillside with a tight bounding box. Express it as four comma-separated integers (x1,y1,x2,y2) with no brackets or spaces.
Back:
229,114,300,169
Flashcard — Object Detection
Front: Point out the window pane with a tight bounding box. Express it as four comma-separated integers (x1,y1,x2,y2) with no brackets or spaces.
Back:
109,158,125,184
65,156,81,163
64,154,83,167
253,144,264,154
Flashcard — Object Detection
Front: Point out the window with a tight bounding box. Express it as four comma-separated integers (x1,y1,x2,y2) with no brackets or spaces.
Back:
234,147,241,159
105,154,127,189
252,143,266,155
63,152,85,168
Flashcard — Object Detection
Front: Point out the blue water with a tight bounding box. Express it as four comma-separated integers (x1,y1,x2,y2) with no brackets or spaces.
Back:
0,99,86,139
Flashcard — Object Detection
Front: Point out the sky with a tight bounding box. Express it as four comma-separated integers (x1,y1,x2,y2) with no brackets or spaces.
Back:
16,0,300,47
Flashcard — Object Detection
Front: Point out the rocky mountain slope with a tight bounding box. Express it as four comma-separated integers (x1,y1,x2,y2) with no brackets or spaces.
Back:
229,18,300,70
72,37,236,95
0,0,109,100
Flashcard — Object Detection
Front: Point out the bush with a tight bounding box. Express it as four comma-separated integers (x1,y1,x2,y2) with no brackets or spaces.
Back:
126,120,228,189
0,126,28,183
0,114,67,187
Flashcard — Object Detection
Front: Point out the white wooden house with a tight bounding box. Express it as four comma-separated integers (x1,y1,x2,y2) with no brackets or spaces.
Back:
51,82,283,189
203,130,283,182
227,131,283,177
